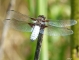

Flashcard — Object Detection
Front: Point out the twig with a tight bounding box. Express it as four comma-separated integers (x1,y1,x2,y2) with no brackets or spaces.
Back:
34,30,44,60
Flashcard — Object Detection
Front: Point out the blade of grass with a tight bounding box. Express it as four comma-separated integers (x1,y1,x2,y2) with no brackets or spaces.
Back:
27,0,35,16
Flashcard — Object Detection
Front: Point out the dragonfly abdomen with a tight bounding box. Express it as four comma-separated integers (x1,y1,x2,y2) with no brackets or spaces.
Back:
30,25,40,41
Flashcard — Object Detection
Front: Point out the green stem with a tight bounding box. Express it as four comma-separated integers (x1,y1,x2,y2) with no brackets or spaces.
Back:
71,0,79,58
35,0,48,60
27,0,35,15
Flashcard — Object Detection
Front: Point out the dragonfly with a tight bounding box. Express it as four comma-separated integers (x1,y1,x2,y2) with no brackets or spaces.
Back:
6,10,77,41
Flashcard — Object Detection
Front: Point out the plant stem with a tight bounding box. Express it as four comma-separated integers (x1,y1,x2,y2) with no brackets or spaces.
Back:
27,0,35,15
71,0,79,58
0,0,15,60
35,0,48,60
71,0,79,47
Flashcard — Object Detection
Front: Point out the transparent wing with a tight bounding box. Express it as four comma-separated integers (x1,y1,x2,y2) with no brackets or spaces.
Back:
6,11,33,32
11,11,32,22
49,20,77,27
40,26,73,36
9,19,32,32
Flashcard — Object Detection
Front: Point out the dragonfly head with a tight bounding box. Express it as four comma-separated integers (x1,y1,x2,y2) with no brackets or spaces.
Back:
38,15,46,20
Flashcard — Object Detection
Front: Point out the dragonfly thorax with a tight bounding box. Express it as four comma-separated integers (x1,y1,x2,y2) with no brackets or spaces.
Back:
35,15,46,26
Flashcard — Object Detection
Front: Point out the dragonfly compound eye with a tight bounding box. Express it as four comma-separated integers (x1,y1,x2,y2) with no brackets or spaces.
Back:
38,15,46,20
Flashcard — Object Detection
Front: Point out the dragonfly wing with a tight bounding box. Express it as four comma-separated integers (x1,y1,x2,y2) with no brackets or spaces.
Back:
49,20,77,27
40,26,73,36
10,19,32,32
11,11,32,22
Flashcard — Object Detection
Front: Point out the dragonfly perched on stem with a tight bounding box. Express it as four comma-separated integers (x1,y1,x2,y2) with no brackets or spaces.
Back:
6,10,77,41
5,10,77,60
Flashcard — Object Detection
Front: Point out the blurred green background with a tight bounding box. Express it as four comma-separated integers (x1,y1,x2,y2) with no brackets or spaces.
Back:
0,0,79,60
